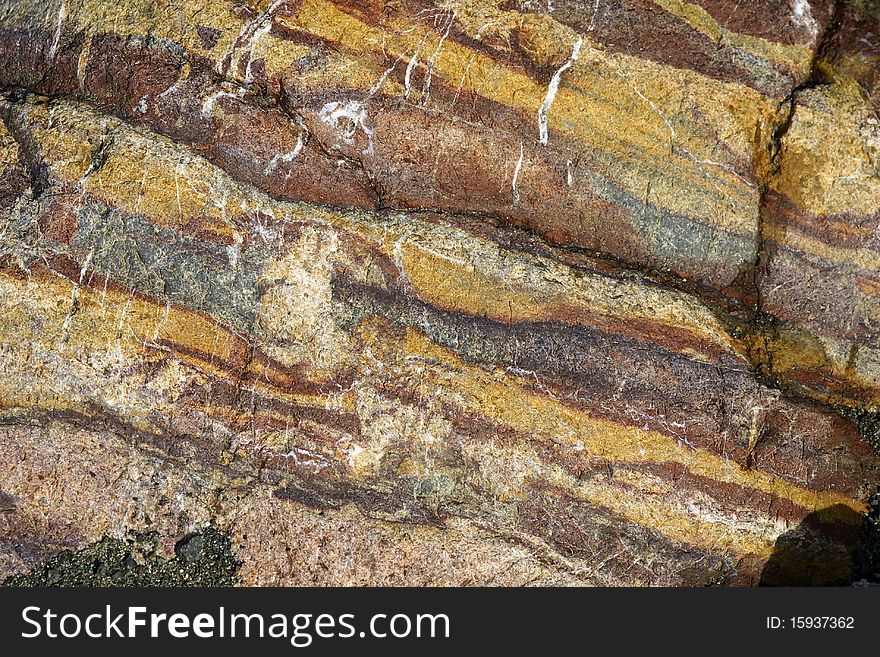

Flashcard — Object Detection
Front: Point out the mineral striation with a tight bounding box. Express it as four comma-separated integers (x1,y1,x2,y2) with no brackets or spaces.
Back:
0,0,879,586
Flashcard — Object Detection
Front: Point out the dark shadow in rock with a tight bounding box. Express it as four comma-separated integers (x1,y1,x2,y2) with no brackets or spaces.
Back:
759,504,872,586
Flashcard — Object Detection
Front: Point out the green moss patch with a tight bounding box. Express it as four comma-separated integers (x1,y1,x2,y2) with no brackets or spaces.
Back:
4,525,240,587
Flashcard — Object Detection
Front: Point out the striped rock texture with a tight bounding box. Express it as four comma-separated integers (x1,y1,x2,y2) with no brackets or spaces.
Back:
0,0,878,586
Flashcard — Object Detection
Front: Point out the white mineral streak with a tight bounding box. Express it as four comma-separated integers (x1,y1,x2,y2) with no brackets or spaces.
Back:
367,62,398,98
421,12,456,104
588,0,600,31
224,0,286,78
791,0,818,38
512,141,525,205
201,90,242,118
318,100,375,155
244,19,273,83
48,0,66,60
264,130,305,175
76,35,90,90
404,33,430,99
538,36,583,145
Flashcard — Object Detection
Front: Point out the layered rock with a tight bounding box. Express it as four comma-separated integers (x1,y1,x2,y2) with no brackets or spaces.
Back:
0,0,878,586
757,2,880,407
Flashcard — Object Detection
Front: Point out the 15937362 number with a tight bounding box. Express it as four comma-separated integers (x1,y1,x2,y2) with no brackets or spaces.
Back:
790,617,854,629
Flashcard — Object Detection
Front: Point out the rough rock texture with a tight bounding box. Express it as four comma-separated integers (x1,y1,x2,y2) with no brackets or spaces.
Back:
0,0,879,586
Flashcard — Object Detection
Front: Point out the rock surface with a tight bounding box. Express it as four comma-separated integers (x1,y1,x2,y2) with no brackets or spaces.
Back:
0,0,879,586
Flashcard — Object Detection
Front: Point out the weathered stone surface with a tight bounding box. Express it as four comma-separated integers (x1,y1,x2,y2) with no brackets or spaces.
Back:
0,0,879,586
756,3,880,407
